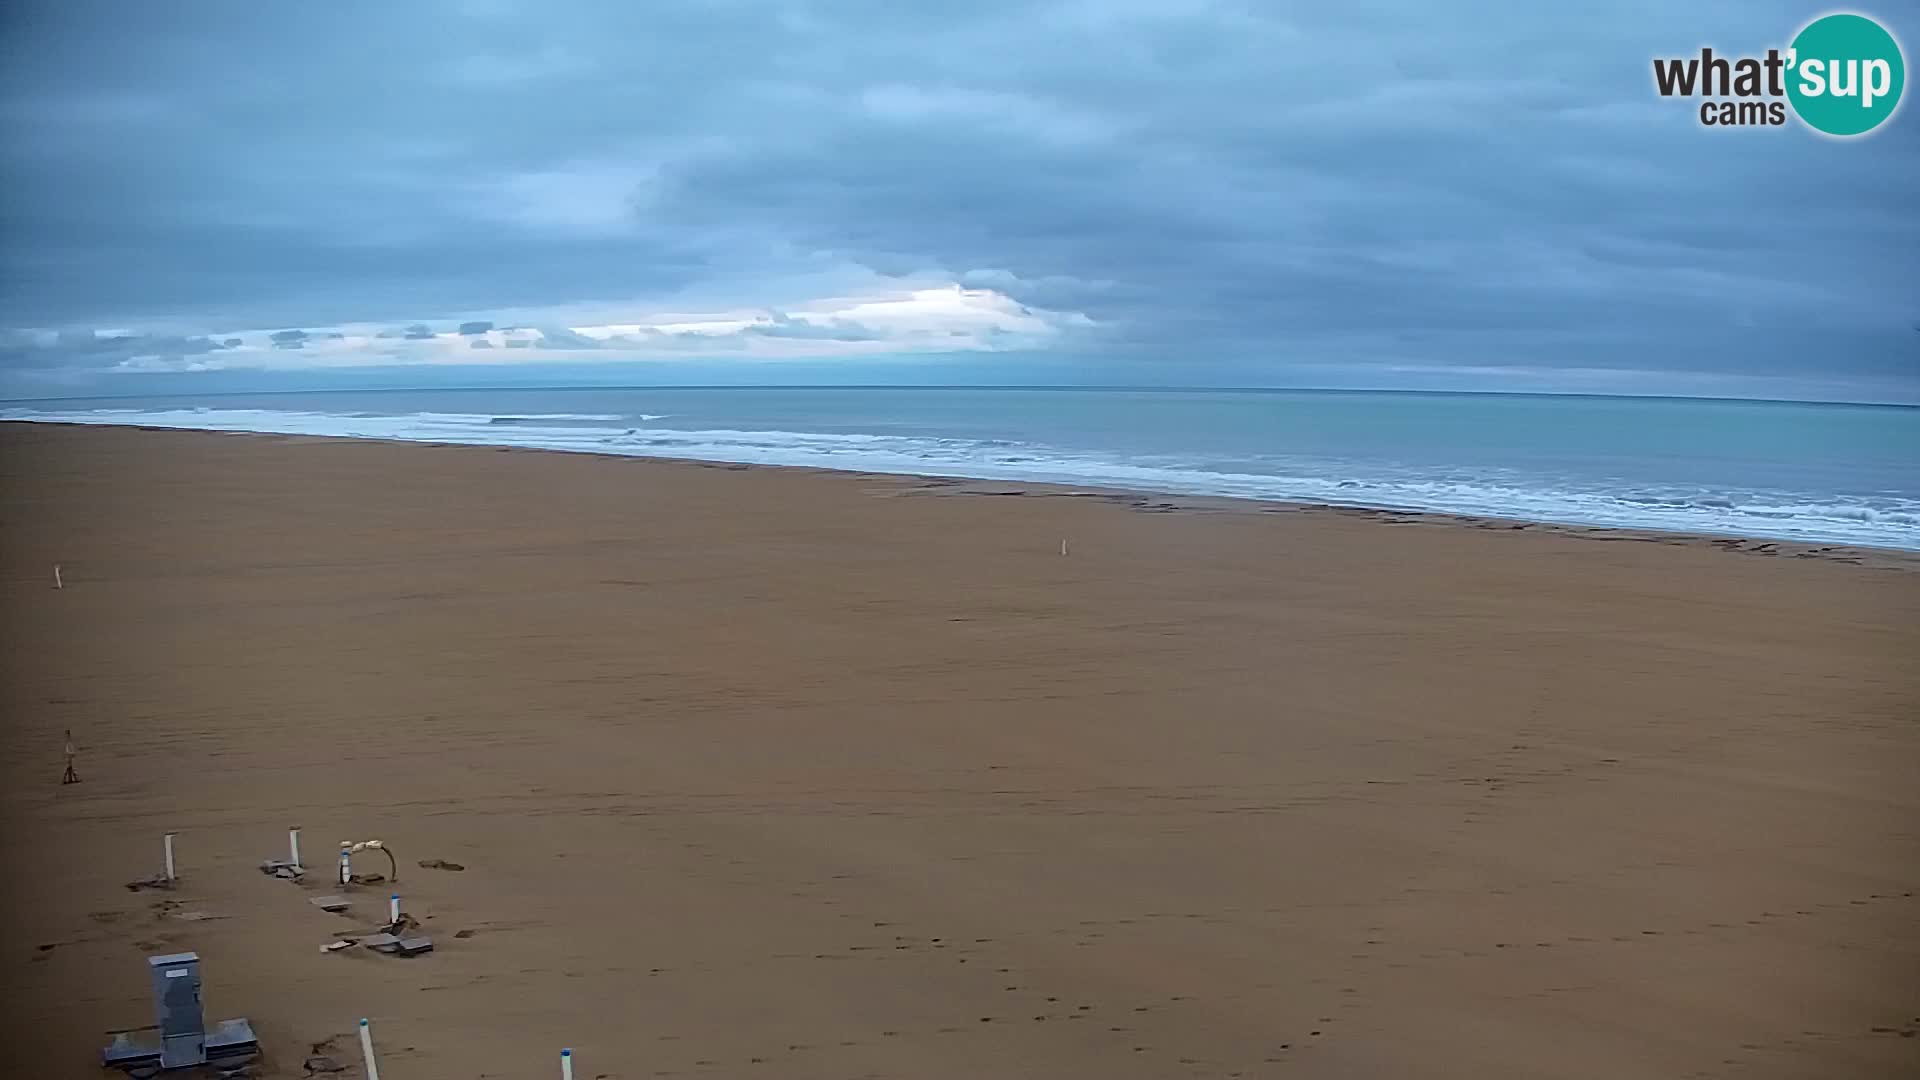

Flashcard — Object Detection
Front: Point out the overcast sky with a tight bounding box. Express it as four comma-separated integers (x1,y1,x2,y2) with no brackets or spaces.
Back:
1,1,1915,401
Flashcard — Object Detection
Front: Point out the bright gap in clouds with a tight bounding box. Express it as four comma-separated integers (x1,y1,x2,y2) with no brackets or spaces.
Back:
70,284,1097,374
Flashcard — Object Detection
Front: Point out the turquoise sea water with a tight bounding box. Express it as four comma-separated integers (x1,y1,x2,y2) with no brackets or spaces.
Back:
6,387,1917,549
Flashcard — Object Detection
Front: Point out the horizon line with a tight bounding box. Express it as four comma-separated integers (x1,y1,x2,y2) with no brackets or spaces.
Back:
2,383,1916,410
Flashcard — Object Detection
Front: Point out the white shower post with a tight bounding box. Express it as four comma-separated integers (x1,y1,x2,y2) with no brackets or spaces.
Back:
358,1018,381,1080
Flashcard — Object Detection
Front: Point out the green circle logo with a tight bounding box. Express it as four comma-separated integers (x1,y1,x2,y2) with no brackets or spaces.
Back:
1787,13,1906,136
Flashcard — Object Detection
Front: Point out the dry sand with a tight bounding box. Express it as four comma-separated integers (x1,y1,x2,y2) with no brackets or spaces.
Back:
2,421,1917,1079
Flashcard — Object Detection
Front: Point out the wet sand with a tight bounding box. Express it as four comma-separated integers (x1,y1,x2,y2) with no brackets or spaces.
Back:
2,421,1916,1079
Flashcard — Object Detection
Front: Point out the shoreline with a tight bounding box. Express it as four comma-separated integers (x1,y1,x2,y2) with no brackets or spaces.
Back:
6,419,1916,568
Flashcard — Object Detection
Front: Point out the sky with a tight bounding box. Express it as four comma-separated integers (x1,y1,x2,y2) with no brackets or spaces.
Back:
1,0,1915,402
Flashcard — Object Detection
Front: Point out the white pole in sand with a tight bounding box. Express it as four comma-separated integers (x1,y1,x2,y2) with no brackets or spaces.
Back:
561,1048,575,1080
358,1018,381,1080
288,827,303,870
1061,539,1069,556
163,832,177,883
339,842,352,887
389,894,400,924
53,564,63,589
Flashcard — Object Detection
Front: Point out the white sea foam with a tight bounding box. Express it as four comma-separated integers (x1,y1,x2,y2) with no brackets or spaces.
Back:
488,412,627,421
6,405,1917,550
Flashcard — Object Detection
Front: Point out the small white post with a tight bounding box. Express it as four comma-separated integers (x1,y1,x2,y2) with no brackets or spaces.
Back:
288,827,303,870
339,842,352,887
389,894,400,924
53,564,63,589
1060,539,1069,556
163,832,177,883
561,1047,574,1080
358,1018,381,1080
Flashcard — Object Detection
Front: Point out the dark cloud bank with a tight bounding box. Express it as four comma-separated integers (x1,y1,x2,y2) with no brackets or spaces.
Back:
1,0,1915,400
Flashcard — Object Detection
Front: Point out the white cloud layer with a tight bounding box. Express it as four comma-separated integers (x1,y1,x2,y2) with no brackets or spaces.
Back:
7,283,1092,374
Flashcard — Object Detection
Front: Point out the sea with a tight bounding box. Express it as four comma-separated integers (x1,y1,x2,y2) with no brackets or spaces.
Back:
5,387,1918,550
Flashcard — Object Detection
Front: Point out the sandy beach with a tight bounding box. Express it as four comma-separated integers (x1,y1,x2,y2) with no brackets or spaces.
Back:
2,420,1916,1079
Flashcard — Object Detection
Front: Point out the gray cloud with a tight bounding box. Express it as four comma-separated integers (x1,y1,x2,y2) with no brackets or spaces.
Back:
1,0,1916,397
0,329,236,372
532,326,602,349
742,314,885,342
